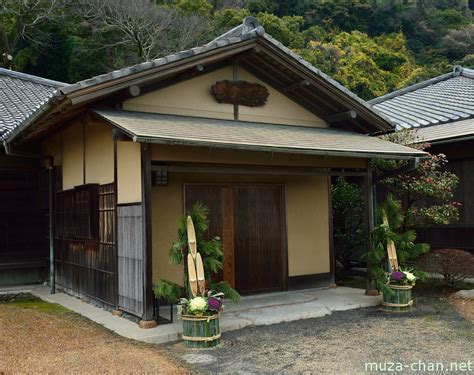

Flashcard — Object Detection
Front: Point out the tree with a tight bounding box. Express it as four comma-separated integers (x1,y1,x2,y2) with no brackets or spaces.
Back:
76,0,215,64
372,130,460,231
298,31,430,99
442,24,474,59
331,177,367,276
0,0,60,69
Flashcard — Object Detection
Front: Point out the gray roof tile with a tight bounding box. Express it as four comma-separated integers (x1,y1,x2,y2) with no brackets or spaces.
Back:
370,67,474,129
413,118,474,143
0,68,64,140
94,109,425,159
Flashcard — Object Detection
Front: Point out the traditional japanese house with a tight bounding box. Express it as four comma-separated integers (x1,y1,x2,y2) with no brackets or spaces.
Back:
371,66,474,254
1,17,425,325
0,68,64,285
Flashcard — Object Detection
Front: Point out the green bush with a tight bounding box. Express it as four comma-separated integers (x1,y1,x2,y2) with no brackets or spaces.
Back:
331,177,366,276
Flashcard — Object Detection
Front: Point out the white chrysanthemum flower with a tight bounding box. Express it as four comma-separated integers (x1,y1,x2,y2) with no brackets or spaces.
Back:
403,271,416,282
189,296,207,312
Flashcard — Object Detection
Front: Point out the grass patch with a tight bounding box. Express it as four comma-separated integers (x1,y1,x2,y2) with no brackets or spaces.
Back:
9,299,71,314
0,293,71,314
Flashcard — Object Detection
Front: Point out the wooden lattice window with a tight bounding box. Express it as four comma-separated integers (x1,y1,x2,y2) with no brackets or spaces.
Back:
55,184,99,240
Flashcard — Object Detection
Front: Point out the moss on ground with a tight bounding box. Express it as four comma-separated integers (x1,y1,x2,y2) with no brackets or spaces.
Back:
0,293,71,314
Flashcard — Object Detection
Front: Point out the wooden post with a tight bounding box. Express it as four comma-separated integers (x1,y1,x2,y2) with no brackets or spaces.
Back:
327,174,336,287
365,163,378,295
113,140,119,311
140,143,156,326
233,60,239,120
49,159,55,294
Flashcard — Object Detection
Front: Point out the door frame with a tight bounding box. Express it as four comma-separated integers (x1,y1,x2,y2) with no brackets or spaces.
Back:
183,182,289,293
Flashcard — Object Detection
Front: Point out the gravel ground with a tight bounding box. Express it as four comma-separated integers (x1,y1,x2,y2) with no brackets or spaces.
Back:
168,292,474,374
0,297,188,373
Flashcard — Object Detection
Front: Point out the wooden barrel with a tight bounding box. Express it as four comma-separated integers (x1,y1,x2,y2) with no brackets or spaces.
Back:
382,284,413,312
181,313,221,348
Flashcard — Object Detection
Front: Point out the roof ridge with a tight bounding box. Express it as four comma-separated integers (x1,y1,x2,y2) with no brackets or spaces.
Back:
461,66,474,79
0,67,65,87
208,16,264,44
63,16,265,95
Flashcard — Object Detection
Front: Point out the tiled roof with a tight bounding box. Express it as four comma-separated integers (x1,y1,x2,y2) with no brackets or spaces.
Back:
370,66,474,129
413,118,474,144
2,17,393,143
62,18,389,130
0,68,64,140
94,109,426,159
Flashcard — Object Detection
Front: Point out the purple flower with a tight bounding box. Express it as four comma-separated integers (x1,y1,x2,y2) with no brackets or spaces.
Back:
391,271,405,281
207,297,222,311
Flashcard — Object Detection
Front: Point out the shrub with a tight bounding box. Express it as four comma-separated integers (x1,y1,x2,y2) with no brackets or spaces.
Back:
331,177,367,276
417,249,474,287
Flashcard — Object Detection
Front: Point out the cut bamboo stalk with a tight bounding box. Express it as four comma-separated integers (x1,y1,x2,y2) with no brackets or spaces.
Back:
187,216,197,259
195,253,206,295
188,253,198,297
382,210,399,272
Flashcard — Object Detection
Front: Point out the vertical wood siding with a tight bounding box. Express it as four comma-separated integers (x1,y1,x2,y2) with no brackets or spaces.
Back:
117,204,144,316
55,183,116,306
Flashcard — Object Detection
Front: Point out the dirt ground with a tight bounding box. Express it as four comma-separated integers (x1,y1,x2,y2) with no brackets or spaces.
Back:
0,297,188,374
450,296,474,323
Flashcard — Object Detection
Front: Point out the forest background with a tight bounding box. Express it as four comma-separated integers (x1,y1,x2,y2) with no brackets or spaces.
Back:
1,0,473,99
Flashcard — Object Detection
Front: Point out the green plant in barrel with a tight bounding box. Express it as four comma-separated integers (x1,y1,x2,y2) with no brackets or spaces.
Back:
153,202,240,348
366,194,428,311
178,212,227,348
154,202,240,303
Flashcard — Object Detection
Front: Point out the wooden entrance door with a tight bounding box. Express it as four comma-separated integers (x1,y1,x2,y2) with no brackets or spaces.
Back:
184,184,287,294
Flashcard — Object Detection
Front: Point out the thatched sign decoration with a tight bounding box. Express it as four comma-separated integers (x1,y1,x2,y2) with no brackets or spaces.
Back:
211,80,269,107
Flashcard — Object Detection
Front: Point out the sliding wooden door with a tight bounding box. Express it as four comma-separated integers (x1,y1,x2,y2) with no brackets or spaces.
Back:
184,184,287,294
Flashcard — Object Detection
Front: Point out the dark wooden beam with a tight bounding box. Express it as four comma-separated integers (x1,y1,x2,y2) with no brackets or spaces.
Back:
326,110,357,123
140,143,155,324
240,60,331,119
257,41,391,133
112,129,132,142
327,174,336,286
242,54,340,114
283,79,310,93
151,162,368,177
233,60,239,120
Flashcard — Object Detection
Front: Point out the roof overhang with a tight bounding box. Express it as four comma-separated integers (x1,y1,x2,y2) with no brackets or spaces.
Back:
412,118,474,145
5,18,396,145
94,109,425,160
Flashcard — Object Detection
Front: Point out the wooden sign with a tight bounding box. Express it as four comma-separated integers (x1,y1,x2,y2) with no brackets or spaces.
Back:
211,80,269,107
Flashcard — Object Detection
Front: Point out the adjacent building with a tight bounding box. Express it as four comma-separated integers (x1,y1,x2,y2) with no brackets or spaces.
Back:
370,65,474,254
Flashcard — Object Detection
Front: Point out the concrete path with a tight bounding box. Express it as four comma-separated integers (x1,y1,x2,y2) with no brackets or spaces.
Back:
1,285,381,344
